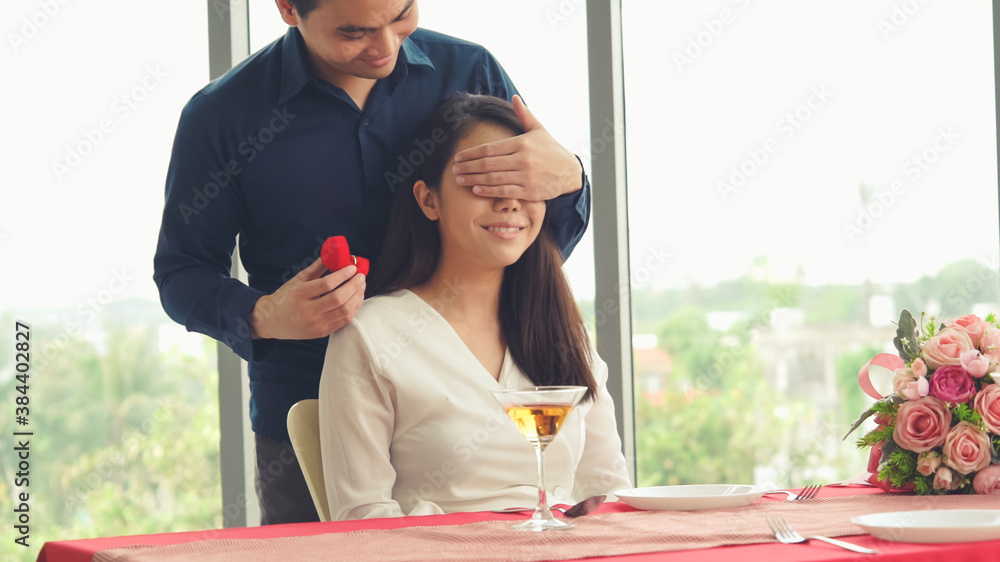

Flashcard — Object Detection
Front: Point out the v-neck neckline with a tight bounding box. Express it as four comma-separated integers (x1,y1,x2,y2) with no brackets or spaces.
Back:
400,289,511,384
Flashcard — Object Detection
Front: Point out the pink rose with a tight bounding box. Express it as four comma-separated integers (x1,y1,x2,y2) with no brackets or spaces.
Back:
911,358,928,378
974,384,1000,434
892,397,952,452
928,365,976,403
952,315,988,347
893,367,929,401
922,328,975,369
961,350,990,378
973,465,1000,494
942,421,992,474
981,327,1000,359
933,466,961,491
916,451,942,476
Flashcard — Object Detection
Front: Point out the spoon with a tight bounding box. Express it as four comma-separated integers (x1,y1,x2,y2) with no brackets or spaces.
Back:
493,494,607,518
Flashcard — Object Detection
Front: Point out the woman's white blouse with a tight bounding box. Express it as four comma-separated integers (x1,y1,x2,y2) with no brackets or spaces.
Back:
318,290,632,521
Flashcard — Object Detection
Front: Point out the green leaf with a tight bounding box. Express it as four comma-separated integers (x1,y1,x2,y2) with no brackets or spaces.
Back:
857,425,894,448
844,407,878,441
871,396,903,413
952,402,984,427
879,447,918,488
913,475,933,495
844,395,902,440
893,309,921,363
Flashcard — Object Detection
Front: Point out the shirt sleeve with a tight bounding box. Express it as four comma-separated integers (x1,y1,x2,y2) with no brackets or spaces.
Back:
319,319,444,520
478,50,592,260
546,164,591,260
573,353,633,501
152,92,264,362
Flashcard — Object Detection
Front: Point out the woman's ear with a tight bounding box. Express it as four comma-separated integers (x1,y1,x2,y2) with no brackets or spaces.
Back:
413,180,440,221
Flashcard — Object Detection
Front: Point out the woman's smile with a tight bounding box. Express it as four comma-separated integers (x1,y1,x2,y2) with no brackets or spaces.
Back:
483,222,527,240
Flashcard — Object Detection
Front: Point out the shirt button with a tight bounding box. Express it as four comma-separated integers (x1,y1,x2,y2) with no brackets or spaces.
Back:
362,118,369,126
553,486,565,498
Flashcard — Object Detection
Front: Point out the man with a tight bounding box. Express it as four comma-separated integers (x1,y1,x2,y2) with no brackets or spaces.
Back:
153,0,590,525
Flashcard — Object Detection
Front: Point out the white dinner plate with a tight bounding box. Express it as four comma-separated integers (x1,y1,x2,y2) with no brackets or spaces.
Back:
614,484,764,511
851,510,1000,543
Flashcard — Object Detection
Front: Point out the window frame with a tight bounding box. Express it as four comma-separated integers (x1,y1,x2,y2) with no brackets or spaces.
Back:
207,0,257,528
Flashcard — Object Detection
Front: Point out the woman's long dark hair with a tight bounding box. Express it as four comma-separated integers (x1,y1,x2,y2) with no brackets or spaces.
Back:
369,93,597,401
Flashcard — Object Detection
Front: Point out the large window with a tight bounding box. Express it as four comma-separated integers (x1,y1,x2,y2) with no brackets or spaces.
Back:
623,1,999,487
1,4,218,559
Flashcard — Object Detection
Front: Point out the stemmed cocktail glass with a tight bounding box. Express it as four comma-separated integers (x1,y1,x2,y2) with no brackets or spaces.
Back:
490,385,587,531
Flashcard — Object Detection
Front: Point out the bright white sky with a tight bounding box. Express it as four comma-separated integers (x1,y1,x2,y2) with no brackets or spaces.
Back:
2,1,997,313
624,1,999,291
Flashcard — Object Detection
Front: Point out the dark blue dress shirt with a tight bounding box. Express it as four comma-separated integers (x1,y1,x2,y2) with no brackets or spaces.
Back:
153,27,591,443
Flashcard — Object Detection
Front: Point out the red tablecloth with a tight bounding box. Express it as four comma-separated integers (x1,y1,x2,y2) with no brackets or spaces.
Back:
36,486,1000,562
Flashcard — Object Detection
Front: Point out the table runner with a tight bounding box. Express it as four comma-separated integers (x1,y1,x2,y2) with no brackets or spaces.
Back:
92,494,999,562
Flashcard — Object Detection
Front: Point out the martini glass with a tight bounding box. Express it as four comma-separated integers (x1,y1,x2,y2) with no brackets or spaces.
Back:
490,385,587,531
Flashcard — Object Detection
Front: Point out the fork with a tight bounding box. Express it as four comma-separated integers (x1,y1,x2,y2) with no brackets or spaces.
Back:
793,484,822,501
763,484,822,501
765,516,878,554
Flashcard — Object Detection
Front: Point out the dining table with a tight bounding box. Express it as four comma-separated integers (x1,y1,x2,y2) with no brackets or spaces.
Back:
36,484,1000,562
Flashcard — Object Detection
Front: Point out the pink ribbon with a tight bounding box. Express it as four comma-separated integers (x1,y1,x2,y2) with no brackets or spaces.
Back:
857,353,905,400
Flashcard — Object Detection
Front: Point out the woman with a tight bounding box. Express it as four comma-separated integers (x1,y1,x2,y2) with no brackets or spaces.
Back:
318,93,631,520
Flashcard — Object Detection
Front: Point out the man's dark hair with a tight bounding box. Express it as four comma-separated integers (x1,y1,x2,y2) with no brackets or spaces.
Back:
288,0,320,19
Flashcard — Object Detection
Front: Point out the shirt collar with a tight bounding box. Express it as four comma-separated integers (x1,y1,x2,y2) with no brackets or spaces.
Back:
279,28,435,104
399,35,434,71
279,27,312,104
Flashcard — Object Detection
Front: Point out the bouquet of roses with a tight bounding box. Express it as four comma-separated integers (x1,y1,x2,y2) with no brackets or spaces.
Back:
846,310,1000,494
